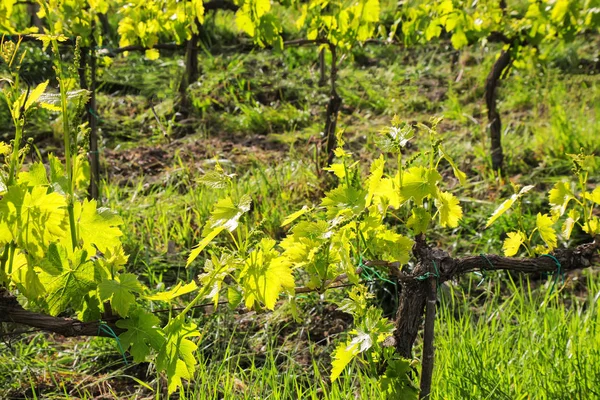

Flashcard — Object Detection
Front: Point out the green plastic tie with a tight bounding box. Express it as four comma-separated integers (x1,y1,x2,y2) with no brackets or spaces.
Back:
416,260,441,290
98,321,128,365
88,107,103,122
358,255,398,311
541,254,564,294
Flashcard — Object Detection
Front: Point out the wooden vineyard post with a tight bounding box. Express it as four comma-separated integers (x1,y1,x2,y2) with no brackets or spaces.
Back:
419,263,438,399
322,42,341,168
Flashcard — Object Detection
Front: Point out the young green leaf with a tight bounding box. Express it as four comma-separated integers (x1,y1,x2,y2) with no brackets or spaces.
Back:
486,185,534,228
186,226,225,267
548,181,574,216
330,341,360,382
436,191,463,228
321,185,366,220
582,217,599,236
536,213,557,251
503,231,526,256
407,207,431,235
73,199,123,256
366,155,385,207
281,205,312,227
583,187,600,205
440,148,467,185
145,281,198,302
37,244,96,316
98,273,144,317
562,209,580,240
24,80,49,111
205,195,252,232
117,308,165,363
156,316,201,394
240,238,294,310
399,167,442,205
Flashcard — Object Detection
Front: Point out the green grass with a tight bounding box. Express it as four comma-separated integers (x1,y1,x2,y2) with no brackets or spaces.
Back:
434,272,600,399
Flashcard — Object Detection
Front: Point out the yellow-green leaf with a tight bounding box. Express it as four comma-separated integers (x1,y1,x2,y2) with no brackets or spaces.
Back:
281,205,311,227
548,181,573,216
98,273,144,317
440,148,466,185
117,309,165,363
145,49,160,60
562,209,580,240
503,231,526,256
407,207,431,235
583,217,600,236
366,155,385,207
436,191,462,228
73,199,123,256
240,238,294,310
25,80,49,110
145,281,198,301
330,341,360,382
583,187,600,205
486,185,534,228
399,167,442,205
536,213,557,251
186,226,225,267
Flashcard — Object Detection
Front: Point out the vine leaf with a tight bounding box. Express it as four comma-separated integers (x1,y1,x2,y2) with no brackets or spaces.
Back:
239,238,294,310
24,80,49,111
0,185,68,258
399,167,441,205
330,341,360,382
583,187,600,205
98,273,144,317
562,209,580,240
188,196,252,266
145,281,198,302
281,205,311,227
380,358,419,399
503,231,526,256
18,162,49,187
37,244,96,316
407,207,431,234
8,250,44,300
366,155,385,207
485,185,535,228
73,199,123,255
440,148,466,185
548,181,574,217
436,191,462,228
157,316,201,394
117,309,165,363
321,185,366,220
536,213,557,251
205,195,252,232
197,255,234,307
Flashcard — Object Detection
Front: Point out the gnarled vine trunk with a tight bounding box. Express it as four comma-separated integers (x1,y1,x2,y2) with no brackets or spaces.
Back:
485,48,512,172
178,20,200,113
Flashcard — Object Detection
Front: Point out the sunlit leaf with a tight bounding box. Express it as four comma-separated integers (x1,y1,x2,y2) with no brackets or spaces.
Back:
486,185,534,228
536,213,557,251
117,308,165,363
503,231,526,256
436,191,462,228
